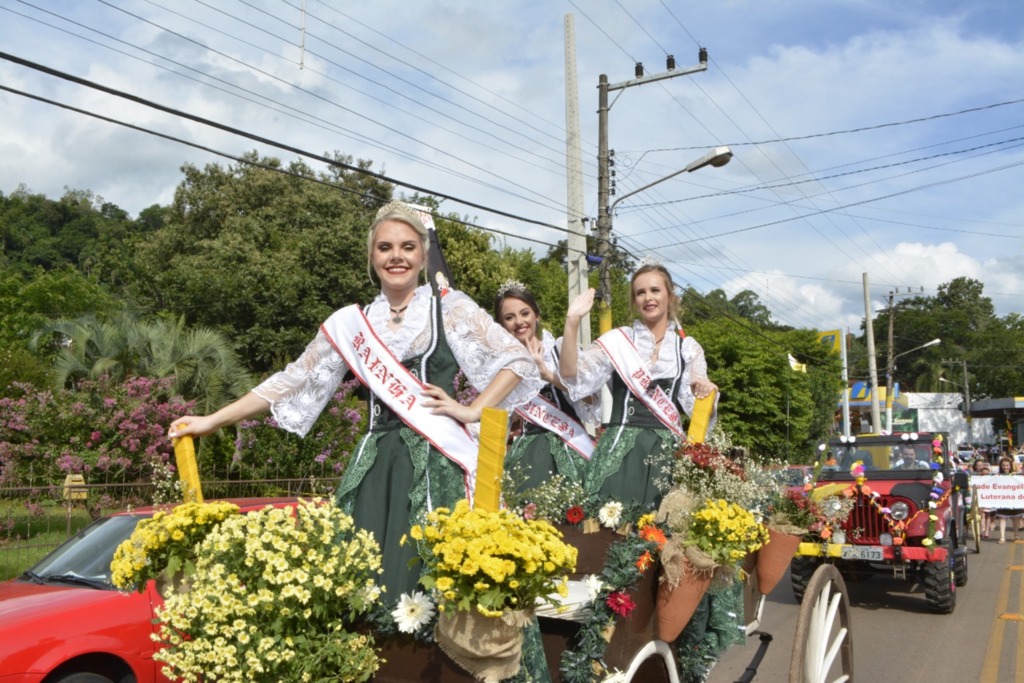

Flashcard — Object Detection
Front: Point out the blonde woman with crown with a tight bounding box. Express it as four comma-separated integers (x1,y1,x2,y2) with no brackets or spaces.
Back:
493,280,600,492
169,201,541,600
559,261,717,510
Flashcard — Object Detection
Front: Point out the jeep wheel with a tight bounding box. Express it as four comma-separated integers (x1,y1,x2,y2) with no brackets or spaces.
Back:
790,556,820,603
923,543,956,613
953,547,968,587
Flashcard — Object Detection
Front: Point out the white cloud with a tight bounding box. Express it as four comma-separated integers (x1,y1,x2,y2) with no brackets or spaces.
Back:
1,0,1021,329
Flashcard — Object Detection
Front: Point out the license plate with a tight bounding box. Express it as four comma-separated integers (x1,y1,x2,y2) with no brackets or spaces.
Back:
840,545,884,561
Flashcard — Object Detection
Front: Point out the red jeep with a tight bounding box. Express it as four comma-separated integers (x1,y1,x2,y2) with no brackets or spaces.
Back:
790,432,969,613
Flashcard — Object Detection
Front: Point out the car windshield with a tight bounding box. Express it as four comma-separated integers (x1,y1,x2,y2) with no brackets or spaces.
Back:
25,514,143,589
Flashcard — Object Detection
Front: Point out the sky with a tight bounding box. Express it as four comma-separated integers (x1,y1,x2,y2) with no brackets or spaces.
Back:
1,0,1022,335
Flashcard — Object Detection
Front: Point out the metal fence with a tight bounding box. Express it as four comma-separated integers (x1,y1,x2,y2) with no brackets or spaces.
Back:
0,477,340,581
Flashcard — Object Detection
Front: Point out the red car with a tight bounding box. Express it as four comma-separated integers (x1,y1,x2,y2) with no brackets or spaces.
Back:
0,498,301,683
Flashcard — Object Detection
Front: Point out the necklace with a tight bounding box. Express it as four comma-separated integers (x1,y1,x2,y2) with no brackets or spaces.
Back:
389,304,409,324
650,335,665,362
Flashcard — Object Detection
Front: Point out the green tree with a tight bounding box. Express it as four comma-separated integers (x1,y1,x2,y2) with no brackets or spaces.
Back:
0,266,117,353
862,277,999,394
128,152,392,371
687,317,842,461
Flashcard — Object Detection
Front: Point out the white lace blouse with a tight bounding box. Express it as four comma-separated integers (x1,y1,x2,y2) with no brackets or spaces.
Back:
560,320,709,419
253,285,542,437
539,329,601,427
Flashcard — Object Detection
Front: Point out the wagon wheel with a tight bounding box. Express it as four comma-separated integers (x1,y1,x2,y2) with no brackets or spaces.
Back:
788,564,853,683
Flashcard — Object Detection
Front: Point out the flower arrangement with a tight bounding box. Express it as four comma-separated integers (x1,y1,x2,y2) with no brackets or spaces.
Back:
408,499,577,617
657,438,768,582
501,469,587,524
111,500,240,592
687,499,769,566
149,499,383,683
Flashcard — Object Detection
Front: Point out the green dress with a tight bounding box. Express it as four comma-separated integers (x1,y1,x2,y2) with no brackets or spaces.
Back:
584,372,679,510
506,338,590,492
334,298,467,598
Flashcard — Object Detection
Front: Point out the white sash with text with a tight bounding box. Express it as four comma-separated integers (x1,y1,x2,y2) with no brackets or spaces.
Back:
596,328,685,437
516,395,594,460
321,305,477,496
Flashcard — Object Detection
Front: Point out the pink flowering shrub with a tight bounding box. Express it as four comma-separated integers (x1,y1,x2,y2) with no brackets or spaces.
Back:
233,378,366,480
0,376,194,489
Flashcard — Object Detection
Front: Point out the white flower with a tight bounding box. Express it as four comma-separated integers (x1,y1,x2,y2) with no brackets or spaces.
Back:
583,574,605,602
598,501,623,529
391,591,435,634
602,670,628,683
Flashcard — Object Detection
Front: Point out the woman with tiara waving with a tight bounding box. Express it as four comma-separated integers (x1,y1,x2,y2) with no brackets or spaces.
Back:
558,260,718,510
494,280,599,492
169,201,542,600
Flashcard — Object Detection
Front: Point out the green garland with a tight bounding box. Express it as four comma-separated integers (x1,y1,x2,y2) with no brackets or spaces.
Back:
559,532,662,683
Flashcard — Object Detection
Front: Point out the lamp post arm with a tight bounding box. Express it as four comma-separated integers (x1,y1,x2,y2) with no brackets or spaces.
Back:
610,166,690,214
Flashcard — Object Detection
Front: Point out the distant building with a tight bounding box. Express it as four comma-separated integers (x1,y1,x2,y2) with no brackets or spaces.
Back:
838,381,995,445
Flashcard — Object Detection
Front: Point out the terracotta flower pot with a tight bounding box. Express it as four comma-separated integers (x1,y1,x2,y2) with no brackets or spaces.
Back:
655,560,712,642
755,528,803,596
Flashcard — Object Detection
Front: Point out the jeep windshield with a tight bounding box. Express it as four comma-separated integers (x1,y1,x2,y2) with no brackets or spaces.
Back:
820,439,939,481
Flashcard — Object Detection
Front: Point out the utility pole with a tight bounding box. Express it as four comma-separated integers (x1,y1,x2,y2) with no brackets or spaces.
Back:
595,49,709,334
885,290,895,433
864,273,882,433
961,359,973,444
563,13,590,346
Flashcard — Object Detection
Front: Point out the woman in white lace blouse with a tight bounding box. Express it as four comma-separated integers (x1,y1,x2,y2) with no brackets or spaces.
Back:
558,263,717,510
169,201,541,598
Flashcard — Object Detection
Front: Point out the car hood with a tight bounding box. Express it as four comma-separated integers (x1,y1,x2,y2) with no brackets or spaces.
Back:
0,578,135,626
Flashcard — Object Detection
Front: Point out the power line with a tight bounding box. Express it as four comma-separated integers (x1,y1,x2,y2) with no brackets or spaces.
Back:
0,53,573,239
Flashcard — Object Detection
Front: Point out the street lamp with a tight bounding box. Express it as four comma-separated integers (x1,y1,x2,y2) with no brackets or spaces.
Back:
939,375,973,444
885,338,941,433
608,146,733,214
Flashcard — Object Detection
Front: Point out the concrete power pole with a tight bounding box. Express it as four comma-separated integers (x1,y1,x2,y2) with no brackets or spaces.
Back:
564,13,590,346
863,273,882,433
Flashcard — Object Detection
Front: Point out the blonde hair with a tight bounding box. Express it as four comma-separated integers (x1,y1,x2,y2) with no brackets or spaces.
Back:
366,202,430,284
630,263,680,319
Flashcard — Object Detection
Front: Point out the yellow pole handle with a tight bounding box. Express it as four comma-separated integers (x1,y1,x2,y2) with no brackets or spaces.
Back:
473,407,509,512
172,433,204,503
687,389,717,444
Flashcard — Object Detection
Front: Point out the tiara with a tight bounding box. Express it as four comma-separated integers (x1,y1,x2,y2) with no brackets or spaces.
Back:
637,254,663,269
374,201,436,230
496,279,528,297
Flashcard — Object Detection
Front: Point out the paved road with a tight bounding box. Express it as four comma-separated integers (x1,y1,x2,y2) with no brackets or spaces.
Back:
709,535,1024,682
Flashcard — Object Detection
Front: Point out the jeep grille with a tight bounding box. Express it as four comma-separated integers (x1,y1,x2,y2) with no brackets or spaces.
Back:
840,493,889,544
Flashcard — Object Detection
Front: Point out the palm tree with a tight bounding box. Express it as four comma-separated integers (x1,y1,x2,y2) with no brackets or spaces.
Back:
150,317,253,415
31,312,252,413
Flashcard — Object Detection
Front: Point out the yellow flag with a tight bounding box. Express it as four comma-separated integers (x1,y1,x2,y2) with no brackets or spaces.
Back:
788,354,807,373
